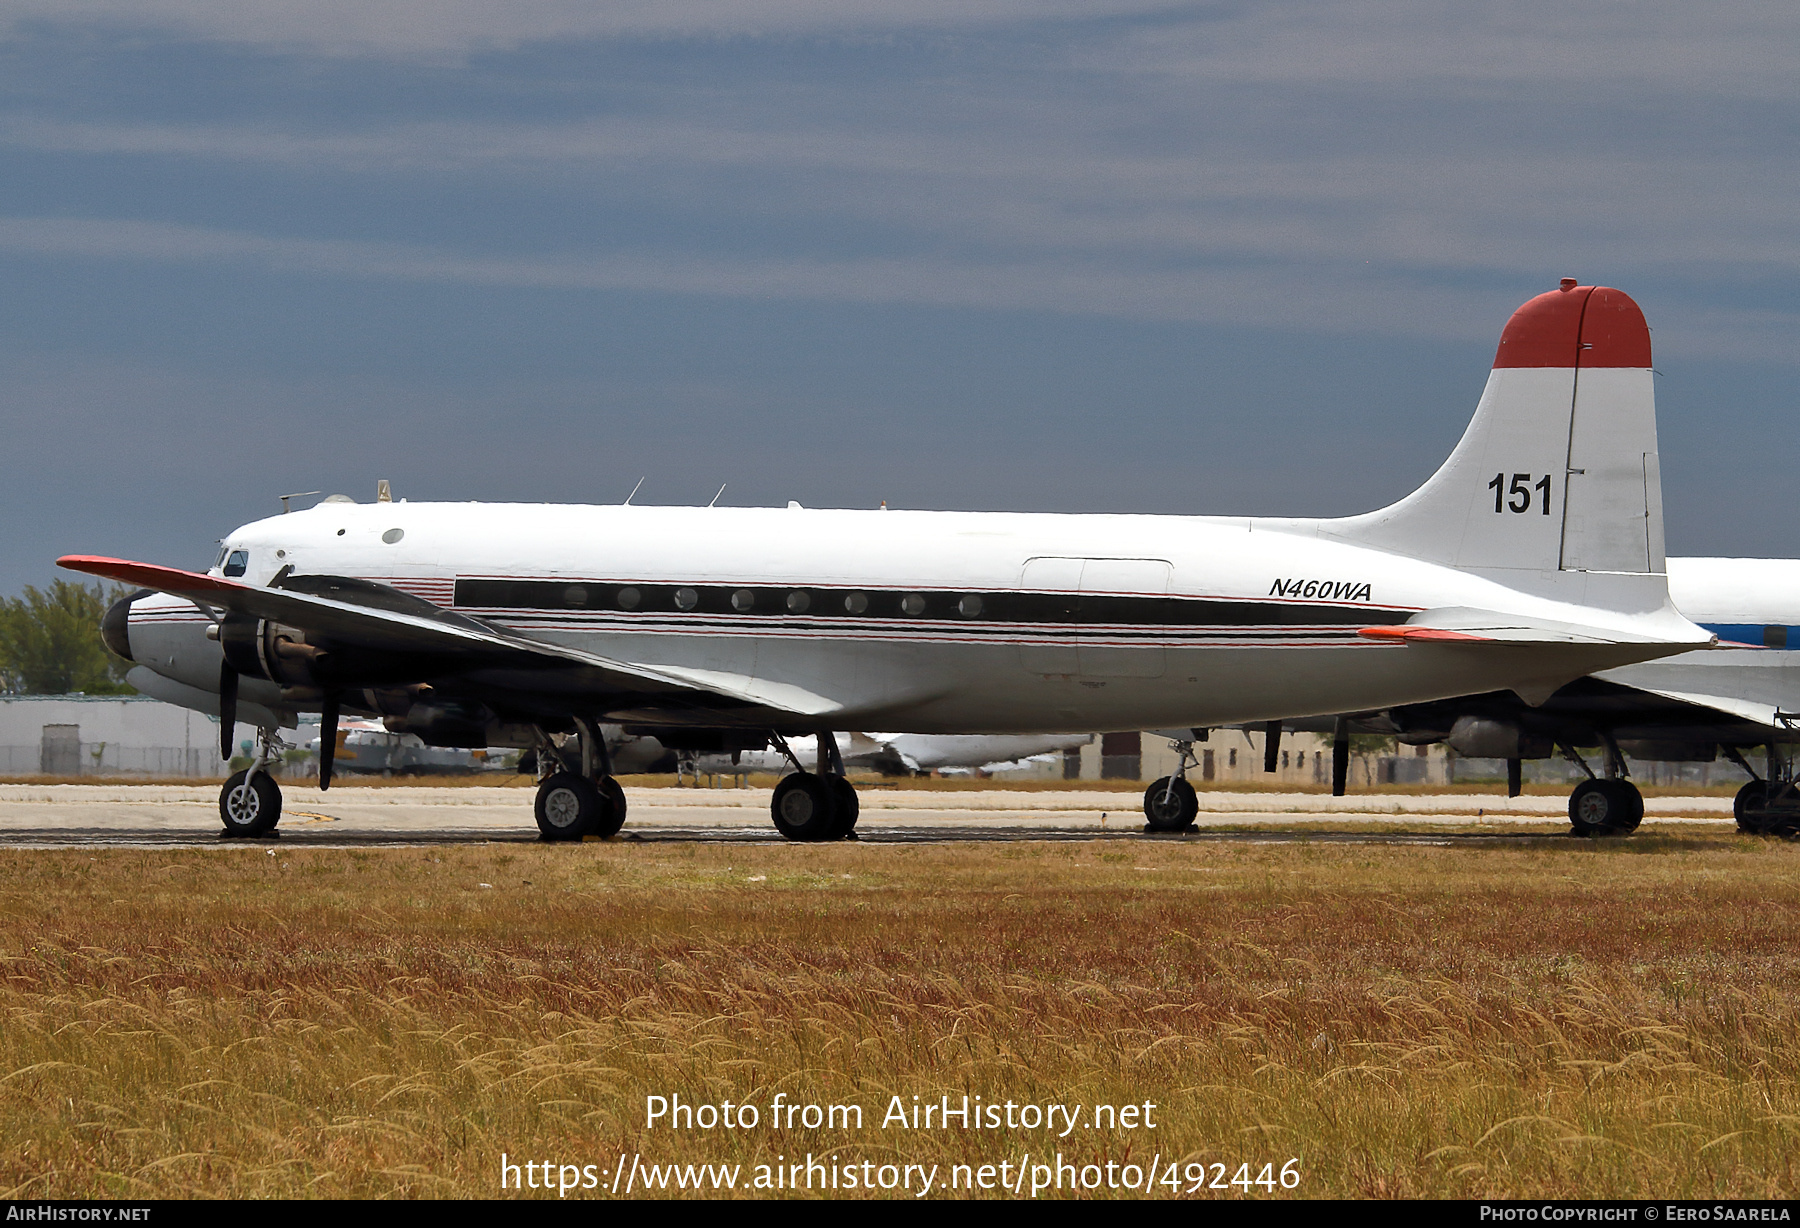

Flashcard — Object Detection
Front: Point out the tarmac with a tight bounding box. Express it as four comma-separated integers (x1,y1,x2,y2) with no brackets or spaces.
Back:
0,782,1740,848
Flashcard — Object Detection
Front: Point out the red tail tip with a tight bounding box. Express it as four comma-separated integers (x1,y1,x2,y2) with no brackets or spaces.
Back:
1493,283,1651,369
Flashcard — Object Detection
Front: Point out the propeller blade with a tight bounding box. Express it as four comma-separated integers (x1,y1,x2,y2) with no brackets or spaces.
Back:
319,692,339,792
219,663,238,761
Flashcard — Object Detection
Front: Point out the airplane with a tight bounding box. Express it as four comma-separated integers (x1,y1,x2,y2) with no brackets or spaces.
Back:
68,280,1715,842
675,731,1093,779
1205,557,1800,837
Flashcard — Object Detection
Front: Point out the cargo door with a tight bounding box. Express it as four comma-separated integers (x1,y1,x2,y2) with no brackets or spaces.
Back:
1077,558,1171,678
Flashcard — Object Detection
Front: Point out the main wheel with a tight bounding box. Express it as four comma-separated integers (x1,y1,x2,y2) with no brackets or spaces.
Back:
535,772,608,841
771,772,837,841
1143,776,1199,831
1735,780,1769,834
595,775,628,837
220,769,282,837
1569,778,1642,836
826,775,860,838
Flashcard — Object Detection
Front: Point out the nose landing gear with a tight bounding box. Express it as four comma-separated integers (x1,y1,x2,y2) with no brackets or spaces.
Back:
219,726,285,837
1144,734,1202,832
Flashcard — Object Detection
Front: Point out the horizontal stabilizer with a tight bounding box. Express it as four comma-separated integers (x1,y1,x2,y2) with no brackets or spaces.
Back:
1359,606,1719,648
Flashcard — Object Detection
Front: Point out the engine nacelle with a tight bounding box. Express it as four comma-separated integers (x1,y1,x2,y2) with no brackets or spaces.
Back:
217,614,329,689
1447,716,1552,760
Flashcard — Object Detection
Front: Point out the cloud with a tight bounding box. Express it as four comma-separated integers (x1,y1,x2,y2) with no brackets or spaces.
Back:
0,0,1194,58
1,213,1792,363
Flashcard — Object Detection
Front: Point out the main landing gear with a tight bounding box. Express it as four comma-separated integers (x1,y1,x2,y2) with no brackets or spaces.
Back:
534,718,628,841
1728,744,1800,837
219,726,286,837
1560,740,1643,837
1144,735,1201,832
768,732,859,842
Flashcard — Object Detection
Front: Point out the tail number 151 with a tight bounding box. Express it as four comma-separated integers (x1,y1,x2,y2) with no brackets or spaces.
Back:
1488,472,1552,515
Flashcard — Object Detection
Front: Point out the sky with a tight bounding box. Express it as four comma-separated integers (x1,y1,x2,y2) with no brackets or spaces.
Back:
1,1,1796,590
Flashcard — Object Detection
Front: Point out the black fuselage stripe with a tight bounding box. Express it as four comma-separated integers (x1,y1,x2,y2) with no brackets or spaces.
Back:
453,579,1393,628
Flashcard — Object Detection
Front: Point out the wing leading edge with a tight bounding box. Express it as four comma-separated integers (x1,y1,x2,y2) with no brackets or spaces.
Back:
58,555,839,718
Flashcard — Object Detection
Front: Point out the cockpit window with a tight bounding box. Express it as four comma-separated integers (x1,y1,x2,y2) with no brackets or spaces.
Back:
223,550,249,578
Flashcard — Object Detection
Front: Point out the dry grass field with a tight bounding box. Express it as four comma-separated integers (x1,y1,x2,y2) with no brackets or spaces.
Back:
0,832,1795,1199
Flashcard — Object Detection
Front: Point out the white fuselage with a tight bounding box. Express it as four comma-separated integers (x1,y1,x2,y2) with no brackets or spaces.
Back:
128,499,1701,735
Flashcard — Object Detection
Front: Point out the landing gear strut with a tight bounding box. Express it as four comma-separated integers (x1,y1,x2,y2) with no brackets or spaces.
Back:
533,720,626,841
1144,734,1201,832
767,732,858,841
1731,741,1800,836
1562,739,1642,836
219,726,285,837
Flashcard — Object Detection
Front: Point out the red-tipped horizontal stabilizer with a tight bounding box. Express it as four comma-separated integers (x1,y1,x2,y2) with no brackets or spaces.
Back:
1358,625,1490,642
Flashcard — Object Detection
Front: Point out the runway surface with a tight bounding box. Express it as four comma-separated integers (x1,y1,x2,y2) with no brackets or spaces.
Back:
0,782,1739,848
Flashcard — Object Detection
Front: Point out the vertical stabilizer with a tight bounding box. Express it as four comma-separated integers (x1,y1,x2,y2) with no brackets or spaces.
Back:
1322,283,1662,587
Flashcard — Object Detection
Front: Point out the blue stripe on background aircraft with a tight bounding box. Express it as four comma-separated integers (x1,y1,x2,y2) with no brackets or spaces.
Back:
66,280,1717,842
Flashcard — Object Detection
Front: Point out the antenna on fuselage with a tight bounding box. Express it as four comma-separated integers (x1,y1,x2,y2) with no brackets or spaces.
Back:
279,491,322,514
708,483,727,507
623,476,646,505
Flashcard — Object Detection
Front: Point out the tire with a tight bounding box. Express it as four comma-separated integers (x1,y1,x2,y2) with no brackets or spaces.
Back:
1143,776,1199,831
826,775,860,838
771,772,837,841
1735,780,1769,834
595,775,628,838
1569,778,1642,836
220,769,282,837
535,772,605,841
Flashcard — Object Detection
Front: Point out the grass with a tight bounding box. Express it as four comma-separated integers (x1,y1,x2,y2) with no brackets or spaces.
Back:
0,834,1795,1198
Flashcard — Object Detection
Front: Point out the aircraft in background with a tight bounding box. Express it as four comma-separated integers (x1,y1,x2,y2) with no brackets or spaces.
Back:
677,731,1092,779
73,282,1712,842
1171,558,1800,837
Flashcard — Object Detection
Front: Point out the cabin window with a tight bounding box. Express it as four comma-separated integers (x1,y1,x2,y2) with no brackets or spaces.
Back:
901,593,927,616
1765,625,1788,649
674,587,699,611
786,590,812,613
616,587,641,610
844,592,869,614
223,550,249,577
731,589,755,612
958,594,983,618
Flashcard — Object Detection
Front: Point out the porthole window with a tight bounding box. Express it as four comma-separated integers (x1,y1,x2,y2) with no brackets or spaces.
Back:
382,528,404,544
617,587,642,610
336,529,346,536
786,590,812,613
844,592,869,614
731,589,755,612
674,587,699,611
223,550,249,578
901,593,926,616
564,585,588,607
957,594,983,618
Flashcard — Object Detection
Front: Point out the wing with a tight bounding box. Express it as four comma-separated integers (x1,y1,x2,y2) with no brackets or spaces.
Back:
59,555,840,719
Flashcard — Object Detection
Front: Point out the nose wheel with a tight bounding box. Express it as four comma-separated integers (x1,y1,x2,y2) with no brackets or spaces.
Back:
219,726,285,837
